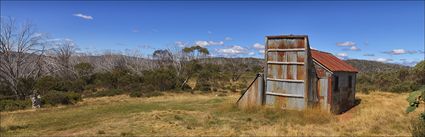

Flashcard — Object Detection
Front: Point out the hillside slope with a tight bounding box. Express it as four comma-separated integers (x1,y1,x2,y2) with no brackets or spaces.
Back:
345,59,409,73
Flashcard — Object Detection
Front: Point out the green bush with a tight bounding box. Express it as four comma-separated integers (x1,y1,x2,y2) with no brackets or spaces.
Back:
93,68,142,89
41,91,82,106
129,85,163,98
0,99,31,111
93,89,124,97
35,76,85,93
129,91,143,97
129,91,163,98
35,76,59,93
143,68,179,91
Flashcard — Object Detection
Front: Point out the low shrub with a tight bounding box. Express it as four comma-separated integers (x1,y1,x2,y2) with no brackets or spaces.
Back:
93,89,124,97
143,68,179,91
411,118,425,137
129,90,163,98
41,91,82,106
144,91,163,98
0,99,31,111
129,91,143,97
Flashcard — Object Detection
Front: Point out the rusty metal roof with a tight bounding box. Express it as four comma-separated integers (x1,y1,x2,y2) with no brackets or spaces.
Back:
311,50,358,73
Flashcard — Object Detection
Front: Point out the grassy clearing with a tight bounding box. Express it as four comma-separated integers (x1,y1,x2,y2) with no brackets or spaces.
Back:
0,91,422,136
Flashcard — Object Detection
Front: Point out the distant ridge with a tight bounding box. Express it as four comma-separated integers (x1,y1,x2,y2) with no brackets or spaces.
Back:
344,59,409,73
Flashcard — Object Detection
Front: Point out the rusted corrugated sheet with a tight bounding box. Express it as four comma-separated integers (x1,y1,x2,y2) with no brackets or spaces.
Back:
331,72,357,114
237,74,264,108
237,35,358,113
311,50,358,73
264,35,311,110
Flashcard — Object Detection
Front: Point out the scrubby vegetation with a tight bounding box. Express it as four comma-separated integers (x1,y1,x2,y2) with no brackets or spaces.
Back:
356,60,425,93
406,86,425,137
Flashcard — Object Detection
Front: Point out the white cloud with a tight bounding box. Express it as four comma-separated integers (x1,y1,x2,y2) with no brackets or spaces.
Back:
73,13,93,20
217,45,248,55
32,32,44,37
349,46,360,51
195,40,224,47
383,49,417,55
374,58,393,63
399,60,419,66
336,52,348,58
224,37,232,41
336,41,356,47
259,49,265,54
253,43,264,50
175,41,189,47
252,43,265,54
248,52,255,56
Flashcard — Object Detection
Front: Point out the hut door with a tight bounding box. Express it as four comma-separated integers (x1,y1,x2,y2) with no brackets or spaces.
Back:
317,77,329,110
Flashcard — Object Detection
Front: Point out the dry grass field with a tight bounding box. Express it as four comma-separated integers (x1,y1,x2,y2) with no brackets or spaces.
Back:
0,91,422,136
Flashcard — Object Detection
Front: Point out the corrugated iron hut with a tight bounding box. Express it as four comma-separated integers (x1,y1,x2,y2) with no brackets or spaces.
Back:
237,35,358,114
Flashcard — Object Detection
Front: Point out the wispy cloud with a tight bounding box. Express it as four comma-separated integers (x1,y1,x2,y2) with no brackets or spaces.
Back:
175,41,189,47
73,13,93,20
195,40,224,47
252,43,265,54
383,49,417,55
374,57,393,63
363,53,375,56
217,45,249,55
336,52,348,59
349,46,361,51
398,60,419,66
259,50,265,54
224,37,232,41
207,31,212,34
253,43,264,50
343,45,361,51
336,41,356,47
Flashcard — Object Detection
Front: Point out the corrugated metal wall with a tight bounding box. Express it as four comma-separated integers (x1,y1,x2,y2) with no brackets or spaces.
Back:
237,74,264,108
264,35,314,110
331,72,356,113
237,35,357,114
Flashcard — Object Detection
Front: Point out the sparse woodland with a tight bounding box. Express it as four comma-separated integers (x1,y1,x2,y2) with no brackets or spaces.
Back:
0,18,262,111
1,19,425,136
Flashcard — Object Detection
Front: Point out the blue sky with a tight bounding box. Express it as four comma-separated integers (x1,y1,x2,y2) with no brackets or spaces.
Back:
1,1,424,66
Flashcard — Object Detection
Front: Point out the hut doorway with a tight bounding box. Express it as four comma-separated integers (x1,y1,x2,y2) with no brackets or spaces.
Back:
317,77,330,110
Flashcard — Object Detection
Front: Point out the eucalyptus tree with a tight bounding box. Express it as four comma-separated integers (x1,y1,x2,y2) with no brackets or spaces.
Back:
0,17,46,99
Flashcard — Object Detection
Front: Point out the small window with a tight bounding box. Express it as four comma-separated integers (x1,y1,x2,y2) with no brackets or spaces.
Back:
334,76,339,91
348,76,353,88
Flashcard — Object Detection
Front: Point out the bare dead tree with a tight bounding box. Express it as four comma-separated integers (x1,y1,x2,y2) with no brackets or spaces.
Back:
0,17,46,99
226,58,248,81
51,39,78,79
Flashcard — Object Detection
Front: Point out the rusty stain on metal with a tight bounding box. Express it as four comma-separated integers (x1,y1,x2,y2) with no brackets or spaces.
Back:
238,35,358,114
311,50,358,73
